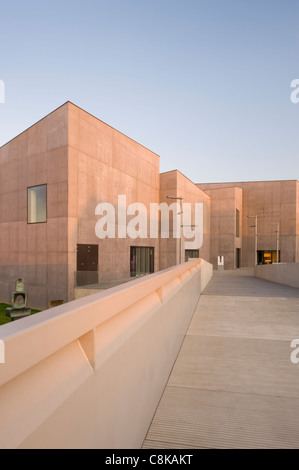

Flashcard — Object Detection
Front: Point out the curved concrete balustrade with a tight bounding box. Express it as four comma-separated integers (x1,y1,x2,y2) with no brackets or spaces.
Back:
0,258,212,449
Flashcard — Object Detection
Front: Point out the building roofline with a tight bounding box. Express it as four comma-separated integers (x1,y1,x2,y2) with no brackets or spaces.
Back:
0,101,160,158
67,101,160,158
198,185,243,192
196,179,299,185
160,168,198,187
0,101,69,149
160,169,211,198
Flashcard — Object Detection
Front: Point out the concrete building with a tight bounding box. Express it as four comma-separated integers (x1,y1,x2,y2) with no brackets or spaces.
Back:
159,170,210,270
0,102,160,308
198,180,299,270
0,101,298,308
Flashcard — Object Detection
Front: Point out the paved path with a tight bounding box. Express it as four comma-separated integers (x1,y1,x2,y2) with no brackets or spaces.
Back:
143,269,299,449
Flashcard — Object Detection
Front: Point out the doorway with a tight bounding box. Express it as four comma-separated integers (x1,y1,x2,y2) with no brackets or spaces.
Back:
130,247,154,276
257,250,280,264
236,248,241,269
76,244,98,285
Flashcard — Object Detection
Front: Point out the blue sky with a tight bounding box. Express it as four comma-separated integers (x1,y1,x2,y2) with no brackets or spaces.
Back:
0,0,298,183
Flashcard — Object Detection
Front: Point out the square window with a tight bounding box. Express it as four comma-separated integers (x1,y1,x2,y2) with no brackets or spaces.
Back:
27,185,47,223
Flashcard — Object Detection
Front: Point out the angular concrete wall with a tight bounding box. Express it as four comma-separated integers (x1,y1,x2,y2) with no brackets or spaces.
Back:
255,262,299,289
0,258,213,449
159,170,211,270
67,103,161,301
0,103,69,309
199,186,242,269
0,102,161,309
198,180,299,268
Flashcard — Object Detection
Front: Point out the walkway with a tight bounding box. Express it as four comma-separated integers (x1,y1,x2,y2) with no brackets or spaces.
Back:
143,268,299,449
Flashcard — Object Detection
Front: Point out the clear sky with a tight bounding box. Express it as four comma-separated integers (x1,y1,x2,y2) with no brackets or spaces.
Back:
0,0,298,183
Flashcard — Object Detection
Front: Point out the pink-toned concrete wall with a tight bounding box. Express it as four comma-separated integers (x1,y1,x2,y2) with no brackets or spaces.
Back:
200,186,242,270
255,262,299,288
67,103,160,301
160,170,210,270
0,102,161,308
0,104,69,309
198,180,298,268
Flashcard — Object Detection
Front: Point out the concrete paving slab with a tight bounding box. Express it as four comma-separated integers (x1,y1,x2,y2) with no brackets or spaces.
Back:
143,269,299,449
144,387,299,449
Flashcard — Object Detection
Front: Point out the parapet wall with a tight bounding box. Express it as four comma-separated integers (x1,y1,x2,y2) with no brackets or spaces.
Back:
255,263,299,289
0,258,212,449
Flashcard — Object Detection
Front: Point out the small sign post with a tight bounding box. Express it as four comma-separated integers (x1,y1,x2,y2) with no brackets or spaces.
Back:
218,256,224,271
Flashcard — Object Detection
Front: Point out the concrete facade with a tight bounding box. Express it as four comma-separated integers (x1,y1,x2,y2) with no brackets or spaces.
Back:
198,180,299,270
199,186,242,270
159,170,210,270
0,102,160,308
0,104,69,308
67,103,160,302
0,101,298,306
255,262,299,289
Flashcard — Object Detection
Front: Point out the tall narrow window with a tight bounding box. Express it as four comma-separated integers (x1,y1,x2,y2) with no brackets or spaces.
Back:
27,185,47,223
236,209,240,238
